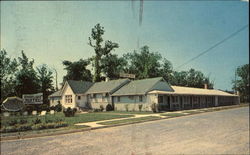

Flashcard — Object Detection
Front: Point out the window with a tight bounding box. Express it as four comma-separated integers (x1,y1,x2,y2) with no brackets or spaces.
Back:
78,96,81,100
93,94,96,98
158,96,163,103
171,96,178,103
128,96,134,100
139,95,143,102
117,96,121,102
65,95,72,103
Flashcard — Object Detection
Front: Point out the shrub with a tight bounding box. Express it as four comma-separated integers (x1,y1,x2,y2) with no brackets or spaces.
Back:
106,104,114,111
124,104,129,112
19,119,28,124
8,119,18,126
33,118,42,124
63,107,77,117
93,109,101,112
151,103,159,113
25,105,34,115
100,105,104,111
16,124,32,132
138,104,143,112
55,103,62,112
50,106,55,111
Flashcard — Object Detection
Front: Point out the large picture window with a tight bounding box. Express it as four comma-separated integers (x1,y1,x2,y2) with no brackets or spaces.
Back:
65,95,72,103
139,95,143,102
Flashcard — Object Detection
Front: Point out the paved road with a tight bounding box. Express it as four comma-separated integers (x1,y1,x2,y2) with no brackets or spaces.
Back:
1,107,249,155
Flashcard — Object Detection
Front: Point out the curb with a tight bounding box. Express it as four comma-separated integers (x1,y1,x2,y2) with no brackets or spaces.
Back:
1,104,248,142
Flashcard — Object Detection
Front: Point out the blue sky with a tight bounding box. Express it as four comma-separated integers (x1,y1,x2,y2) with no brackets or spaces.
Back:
1,1,249,90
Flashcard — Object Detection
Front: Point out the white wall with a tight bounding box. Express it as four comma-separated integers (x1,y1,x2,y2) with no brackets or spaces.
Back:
75,94,87,108
113,95,152,111
87,93,112,109
61,84,76,108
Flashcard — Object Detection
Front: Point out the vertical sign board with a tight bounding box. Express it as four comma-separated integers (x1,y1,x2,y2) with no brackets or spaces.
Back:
22,93,43,104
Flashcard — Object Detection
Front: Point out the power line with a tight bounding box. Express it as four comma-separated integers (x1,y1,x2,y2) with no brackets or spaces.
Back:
176,24,249,70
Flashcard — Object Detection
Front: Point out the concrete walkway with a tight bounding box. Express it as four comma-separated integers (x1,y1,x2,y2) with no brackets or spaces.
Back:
74,109,204,127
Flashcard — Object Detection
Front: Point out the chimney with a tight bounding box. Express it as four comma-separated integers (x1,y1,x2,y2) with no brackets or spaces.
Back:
204,84,208,89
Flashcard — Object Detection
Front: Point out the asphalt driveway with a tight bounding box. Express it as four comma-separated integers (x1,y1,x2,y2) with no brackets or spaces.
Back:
1,107,249,155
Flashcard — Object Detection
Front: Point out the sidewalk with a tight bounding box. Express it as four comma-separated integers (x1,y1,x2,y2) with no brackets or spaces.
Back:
74,108,203,127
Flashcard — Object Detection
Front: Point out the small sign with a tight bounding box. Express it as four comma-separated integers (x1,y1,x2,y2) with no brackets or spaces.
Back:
119,73,135,79
23,93,43,104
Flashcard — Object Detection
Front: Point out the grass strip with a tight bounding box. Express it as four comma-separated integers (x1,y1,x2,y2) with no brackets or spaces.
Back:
161,113,186,117
94,111,154,115
98,116,160,126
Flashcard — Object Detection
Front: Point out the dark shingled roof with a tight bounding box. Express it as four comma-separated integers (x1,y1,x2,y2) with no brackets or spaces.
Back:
85,79,130,94
49,90,62,98
112,77,173,96
67,80,93,94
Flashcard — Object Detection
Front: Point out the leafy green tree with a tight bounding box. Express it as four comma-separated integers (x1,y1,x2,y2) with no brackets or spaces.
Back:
62,59,92,82
15,51,40,96
37,64,54,105
88,23,119,82
171,68,213,88
160,58,174,83
0,49,18,103
124,46,162,79
232,64,249,102
101,54,127,79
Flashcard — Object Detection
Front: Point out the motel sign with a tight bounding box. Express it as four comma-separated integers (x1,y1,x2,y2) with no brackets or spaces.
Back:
22,93,43,104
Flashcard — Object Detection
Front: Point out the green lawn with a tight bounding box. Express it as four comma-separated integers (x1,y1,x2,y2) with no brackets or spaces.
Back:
1,112,133,127
98,116,160,125
161,113,186,117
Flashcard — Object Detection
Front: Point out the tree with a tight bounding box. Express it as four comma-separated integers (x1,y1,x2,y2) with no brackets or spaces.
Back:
88,23,119,82
124,46,162,79
0,49,18,103
160,58,174,83
14,51,40,96
62,59,92,82
170,69,213,88
232,64,249,102
100,54,127,79
37,64,54,105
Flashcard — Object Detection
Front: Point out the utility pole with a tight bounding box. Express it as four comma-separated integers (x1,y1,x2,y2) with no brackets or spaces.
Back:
53,68,58,91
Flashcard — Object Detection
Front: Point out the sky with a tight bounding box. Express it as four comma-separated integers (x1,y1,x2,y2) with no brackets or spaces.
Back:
1,1,249,90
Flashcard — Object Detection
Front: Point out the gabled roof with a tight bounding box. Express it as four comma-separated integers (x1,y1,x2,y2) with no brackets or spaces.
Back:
112,77,173,96
62,80,93,95
49,90,61,98
85,79,130,94
148,85,238,97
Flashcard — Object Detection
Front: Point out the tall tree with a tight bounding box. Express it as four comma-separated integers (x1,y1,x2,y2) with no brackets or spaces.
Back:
232,64,249,102
160,58,174,83
88,23,119,82
124,46,162,79
37,64,54,105
15,51,40,96
62,59,92,82
101,54,127,79
0,49,18,103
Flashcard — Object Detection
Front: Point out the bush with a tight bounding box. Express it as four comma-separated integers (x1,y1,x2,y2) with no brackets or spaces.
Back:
138,104,143,112
124,104,129,112
33,118,42,124
63,107,77,117
25,105,34,115
8,119,18,126
19,119,28,124
55,103,62,112
106,104,114,111
151,103,159,113
16,124,32,132
100,105,104,111
50,106,55,111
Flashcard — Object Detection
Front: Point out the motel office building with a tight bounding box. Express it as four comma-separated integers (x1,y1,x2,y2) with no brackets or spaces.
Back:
52,77,239,111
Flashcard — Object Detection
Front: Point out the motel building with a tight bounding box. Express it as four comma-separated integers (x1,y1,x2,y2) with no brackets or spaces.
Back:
51,77,239,112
